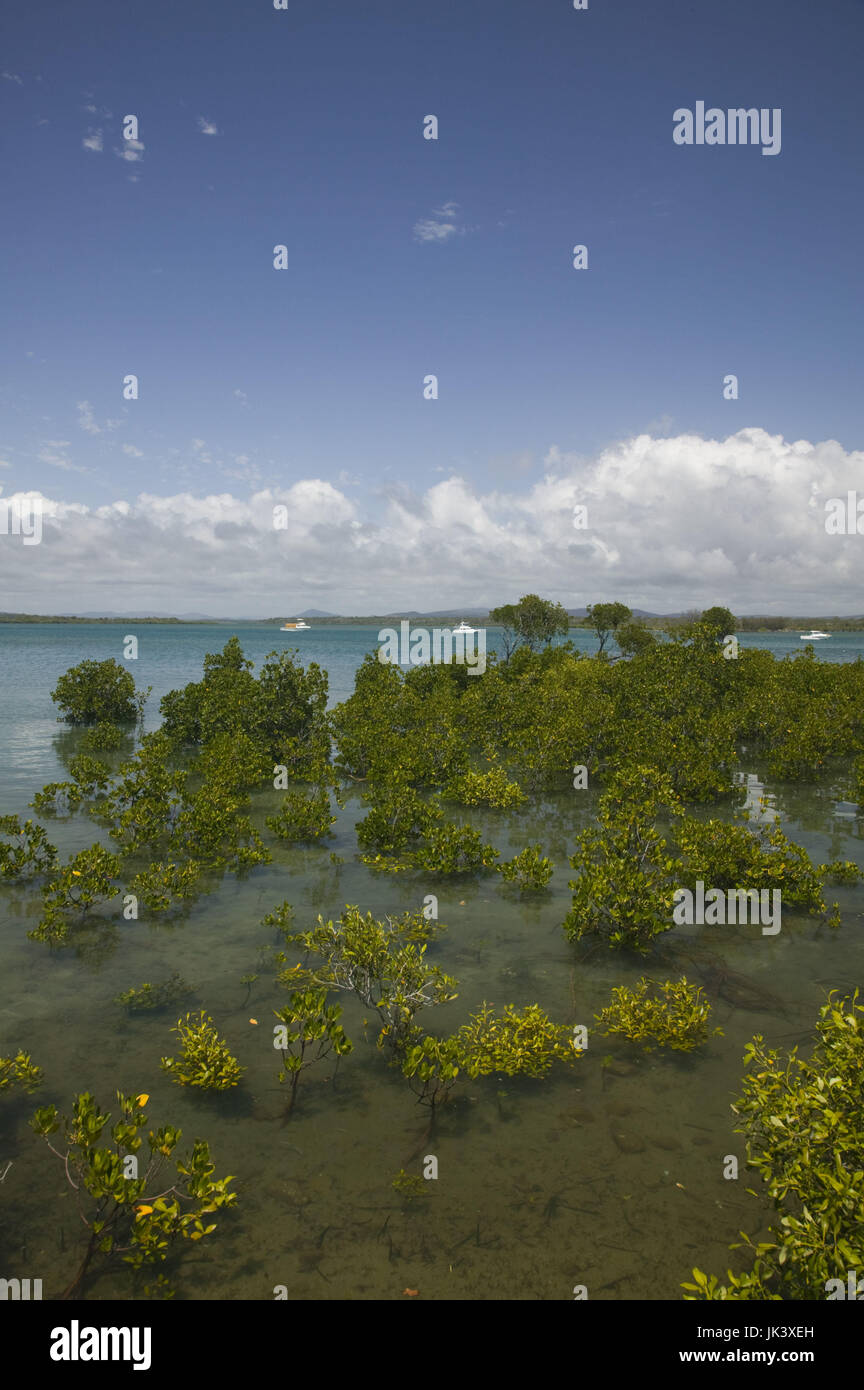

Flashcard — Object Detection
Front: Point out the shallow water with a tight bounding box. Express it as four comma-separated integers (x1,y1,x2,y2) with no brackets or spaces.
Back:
1,626,862,1300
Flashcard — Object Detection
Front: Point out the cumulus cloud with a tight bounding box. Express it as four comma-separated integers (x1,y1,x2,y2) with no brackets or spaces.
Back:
197,117,219,135
3,430,864,615
82,129,103,152
413,201,464,243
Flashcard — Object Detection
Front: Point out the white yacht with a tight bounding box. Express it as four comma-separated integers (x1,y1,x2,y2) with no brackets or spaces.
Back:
799,630,830,640
452,620,478,635
280,619,311,631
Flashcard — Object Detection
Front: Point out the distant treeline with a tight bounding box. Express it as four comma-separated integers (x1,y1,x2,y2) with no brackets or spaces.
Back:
570,615,864,633
2,612,864,631
0,613,183,624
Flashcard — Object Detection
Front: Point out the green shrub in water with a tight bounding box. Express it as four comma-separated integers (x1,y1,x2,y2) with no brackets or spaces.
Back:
115,975,194,1013
497,844,554,890
454,1002,577,1079
596,977,721,1052
0,815,57,880
161,1011,244,1090
266,787,336,842
683,990,864,1300
31,1090,236,1299
51,658,149,725
273,988,352,1115
0,1051,44,1094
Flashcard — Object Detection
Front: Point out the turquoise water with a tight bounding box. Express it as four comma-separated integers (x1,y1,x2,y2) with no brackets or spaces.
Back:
1,624,862,1301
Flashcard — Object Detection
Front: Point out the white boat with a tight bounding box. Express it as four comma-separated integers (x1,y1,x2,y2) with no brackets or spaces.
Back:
280,619,311,631
452,620,478,635
799,630,830,640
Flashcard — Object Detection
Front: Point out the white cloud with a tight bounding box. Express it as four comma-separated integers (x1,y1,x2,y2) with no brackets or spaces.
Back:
197,117,219,135
413,201,465,243
82,130,103,153
233,389,248,406
114,139,144,163
2,72,23,85
122,444,144,458
3,429,864,615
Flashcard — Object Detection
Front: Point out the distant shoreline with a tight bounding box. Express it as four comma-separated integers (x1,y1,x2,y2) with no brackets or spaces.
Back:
2,612,864,633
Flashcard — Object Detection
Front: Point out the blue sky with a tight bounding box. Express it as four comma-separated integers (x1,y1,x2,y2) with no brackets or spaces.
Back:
2,0,863,614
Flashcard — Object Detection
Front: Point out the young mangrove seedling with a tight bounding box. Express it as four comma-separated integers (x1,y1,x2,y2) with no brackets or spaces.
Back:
115,975,193,1014
161,1011,245,1090
392,1169,426,1201
0,1050,44,1094
273,989,352,1116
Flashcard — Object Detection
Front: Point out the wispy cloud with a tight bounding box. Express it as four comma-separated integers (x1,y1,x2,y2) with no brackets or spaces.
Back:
77,402,101,435
197,116,219,135
191,438,212,463
413,201,465,243
77,402,121,435
82,130,103,153
122,444,144,458
2,72,23,85
37,445,87,473
221,454,261,485
233,389,248,406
